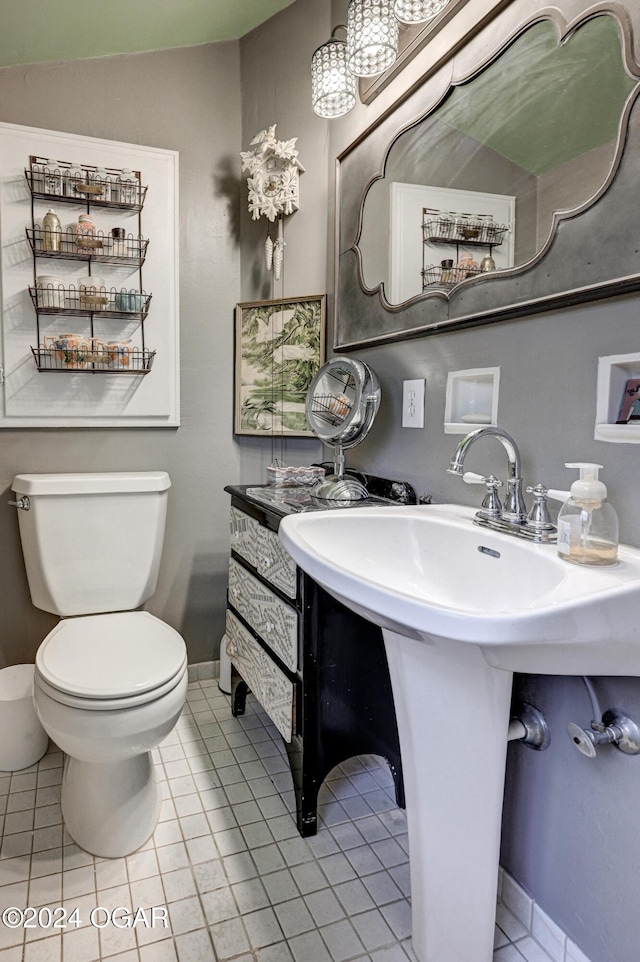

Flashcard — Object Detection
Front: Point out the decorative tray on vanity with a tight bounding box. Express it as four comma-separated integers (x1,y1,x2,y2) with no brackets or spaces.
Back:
244,468,417,516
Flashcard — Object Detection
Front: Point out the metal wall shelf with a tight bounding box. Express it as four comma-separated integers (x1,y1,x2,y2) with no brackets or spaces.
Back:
27,156,154,375
29,286,151,319
26,227,148,267
422,265,483,288
25,159,147,212
31,344,155,374
422,216,508,247
422,211,510,292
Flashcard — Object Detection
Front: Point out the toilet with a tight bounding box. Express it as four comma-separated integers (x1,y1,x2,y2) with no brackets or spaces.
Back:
11,471,188,858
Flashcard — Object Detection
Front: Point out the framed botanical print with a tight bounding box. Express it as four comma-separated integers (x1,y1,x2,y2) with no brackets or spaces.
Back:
234,295,326,437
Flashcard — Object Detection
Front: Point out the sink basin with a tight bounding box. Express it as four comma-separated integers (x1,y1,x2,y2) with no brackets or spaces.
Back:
279,502,640,962
280,501,640,674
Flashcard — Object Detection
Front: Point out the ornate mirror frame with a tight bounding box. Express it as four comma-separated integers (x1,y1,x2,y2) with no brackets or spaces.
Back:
334,0,640,352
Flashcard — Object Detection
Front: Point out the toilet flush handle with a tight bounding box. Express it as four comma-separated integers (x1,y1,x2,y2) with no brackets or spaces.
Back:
8,496,30,510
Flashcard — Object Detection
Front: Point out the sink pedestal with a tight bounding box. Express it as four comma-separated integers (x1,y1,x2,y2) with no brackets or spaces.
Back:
383,629,513,962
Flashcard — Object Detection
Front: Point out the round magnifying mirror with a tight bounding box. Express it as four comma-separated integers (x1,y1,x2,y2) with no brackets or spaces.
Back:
305,357,381,501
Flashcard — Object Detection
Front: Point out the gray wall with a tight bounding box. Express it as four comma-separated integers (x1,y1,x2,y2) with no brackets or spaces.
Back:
537,139,617,248
240,2,640,961
237,0,327,479
0,43,243,666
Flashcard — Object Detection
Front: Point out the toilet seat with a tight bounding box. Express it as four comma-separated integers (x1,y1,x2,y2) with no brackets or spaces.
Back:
35,611,187,710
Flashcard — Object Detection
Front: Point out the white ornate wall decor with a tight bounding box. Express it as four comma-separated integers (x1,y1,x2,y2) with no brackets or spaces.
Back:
240,125,304,278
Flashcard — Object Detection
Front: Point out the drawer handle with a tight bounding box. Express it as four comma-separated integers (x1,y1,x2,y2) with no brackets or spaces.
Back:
262,556,272,568
227,642,237,656
231,586,240,597
264,621,274,634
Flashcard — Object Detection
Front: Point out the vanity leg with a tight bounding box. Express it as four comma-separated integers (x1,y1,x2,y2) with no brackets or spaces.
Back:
231,676,249,718
390,761,405,809
285,736,319,836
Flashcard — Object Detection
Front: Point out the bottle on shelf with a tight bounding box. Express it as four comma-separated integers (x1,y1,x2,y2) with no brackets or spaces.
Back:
457,212,474,237
440,259,454,283
93,167,112,202
110,228,127,256
42,159,62,196
455,253,479,280
66,162,85,198
437,210,454,238
75,213,100,253
118,168,137,205
30,160,44,193
77,274,108,310
41,209,62,252
477,213,495,242
35,274,66,309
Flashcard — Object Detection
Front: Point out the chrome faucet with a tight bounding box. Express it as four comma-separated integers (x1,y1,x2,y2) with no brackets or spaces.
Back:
447,426,528,524
447,426,557,543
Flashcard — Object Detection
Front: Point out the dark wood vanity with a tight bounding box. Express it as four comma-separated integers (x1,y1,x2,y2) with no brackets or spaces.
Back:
224,478,412,836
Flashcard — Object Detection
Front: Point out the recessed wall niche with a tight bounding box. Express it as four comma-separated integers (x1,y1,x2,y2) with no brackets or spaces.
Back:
595,352,640,443
444,367,499,434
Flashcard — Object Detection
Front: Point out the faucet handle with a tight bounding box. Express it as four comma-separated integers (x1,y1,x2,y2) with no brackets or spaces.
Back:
463,472,500,486
525,483,555,532
465,474,504,520
526,482,548,497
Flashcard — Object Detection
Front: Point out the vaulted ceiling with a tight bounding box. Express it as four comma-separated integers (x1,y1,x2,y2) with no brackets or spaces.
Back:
0,0,296,69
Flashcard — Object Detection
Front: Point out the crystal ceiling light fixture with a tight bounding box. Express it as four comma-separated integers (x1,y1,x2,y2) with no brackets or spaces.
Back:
393,0,451,24
347,0,399,77
311,26,357,118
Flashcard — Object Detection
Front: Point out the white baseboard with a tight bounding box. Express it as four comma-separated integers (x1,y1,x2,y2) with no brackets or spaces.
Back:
499,867,592,962
187,659,219,682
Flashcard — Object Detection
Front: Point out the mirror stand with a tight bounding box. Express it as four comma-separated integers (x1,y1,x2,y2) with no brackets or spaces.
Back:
313,444,370,502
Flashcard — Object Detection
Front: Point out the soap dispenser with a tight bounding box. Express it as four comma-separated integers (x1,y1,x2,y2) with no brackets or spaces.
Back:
555,463,618,566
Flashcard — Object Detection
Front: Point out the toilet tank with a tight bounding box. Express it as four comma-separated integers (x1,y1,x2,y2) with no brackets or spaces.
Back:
12,472,171,617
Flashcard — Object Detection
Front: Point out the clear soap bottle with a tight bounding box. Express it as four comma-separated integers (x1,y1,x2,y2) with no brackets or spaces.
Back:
555,463,619,566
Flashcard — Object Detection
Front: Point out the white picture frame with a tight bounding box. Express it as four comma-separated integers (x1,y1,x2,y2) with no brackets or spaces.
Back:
0,122,180,427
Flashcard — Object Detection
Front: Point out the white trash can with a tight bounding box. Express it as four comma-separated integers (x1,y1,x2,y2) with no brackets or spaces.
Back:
218,634,231,695
0,665,49,771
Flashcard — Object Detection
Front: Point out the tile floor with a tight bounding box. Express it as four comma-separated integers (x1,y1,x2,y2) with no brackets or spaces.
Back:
0,679,555,962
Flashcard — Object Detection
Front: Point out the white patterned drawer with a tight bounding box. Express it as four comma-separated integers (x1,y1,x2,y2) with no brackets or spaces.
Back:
230,507,259,567
255,523,297,599
228,559,298,671
225,610,295,742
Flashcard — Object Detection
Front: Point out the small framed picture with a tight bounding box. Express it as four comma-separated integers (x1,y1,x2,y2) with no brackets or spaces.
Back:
616,377,640,422
234,295,326,437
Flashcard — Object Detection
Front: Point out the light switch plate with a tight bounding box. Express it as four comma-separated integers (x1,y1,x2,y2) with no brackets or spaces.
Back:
402,378,425,428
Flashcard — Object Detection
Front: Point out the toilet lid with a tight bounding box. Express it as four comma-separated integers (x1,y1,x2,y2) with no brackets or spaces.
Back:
36,611,187,700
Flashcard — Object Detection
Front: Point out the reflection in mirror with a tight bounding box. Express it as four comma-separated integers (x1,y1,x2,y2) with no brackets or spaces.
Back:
359,14,636,306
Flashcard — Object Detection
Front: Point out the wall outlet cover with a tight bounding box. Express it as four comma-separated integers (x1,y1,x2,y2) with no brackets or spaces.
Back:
402,378,425,428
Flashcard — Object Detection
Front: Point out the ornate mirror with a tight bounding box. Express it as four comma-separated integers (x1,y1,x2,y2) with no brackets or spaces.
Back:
335,1,640,350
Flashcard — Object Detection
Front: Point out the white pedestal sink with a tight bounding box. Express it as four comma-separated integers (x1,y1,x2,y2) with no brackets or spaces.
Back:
279,503,640,962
